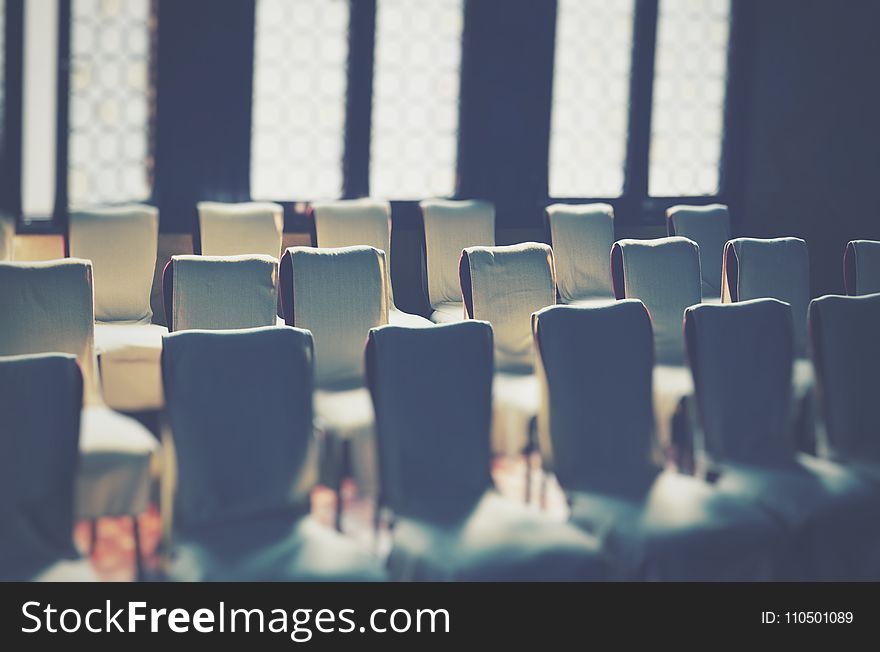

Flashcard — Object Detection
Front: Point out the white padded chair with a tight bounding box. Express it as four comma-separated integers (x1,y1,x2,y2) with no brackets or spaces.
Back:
843,239,880,296
365,320,608,580
666,204,731,302
722,237,815,442
312,199,431,327
280,245,389,529
196,201,284,259
161,326,385,581
809,293,880,485
459,243,555,498
610,237,701,463
0,213,13,261
162,254,279,332
532,302,782,580
0,259,158,574
420,199,495,323
545,203,616,307
69,205,166,412
0,354,97,581
685,298,880,580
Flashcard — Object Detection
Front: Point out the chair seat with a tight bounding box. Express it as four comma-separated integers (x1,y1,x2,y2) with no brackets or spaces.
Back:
314,384,377,494
387,491,607,581
653,365,694,455
569,471,781,580
716,455,880,580
389,308,433,328
492,371,539,456
77,406,159,520
31,558,98,582
170,512,385,581
95,322,167,411
430,301,465,323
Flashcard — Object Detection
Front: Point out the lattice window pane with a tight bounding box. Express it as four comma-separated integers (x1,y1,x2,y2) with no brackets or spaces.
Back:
251,0,349,200
549,0,635,198
370,0,463,199
68,0,154,207
649,0,730,196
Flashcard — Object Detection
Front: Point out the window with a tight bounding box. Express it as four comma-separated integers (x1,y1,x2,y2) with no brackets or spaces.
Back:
649,0,731,196
370,0,463,199
68,0,155,207
0,0,5,153
250,0,349,200
549,0,635,198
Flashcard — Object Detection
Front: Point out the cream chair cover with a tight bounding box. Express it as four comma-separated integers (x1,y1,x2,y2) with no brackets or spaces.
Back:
69,205,166,411
809,294,880,484
844,240,880,296
666,204,730,301
611,237,701,454
280,245,388,495
366,321,607,580
196,201,283,259
0,354,97,581
0,259,157,520
546,203,616,307
161,326,384,581
0,213,14,261
460,242,556,455
313,199,430,327
165,254,279,332
532,302,781,580
420,199,495,323
685,298,880,580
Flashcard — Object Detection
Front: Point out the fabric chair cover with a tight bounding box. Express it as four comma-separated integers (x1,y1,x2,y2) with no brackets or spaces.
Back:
460,243,556,455
0,214,13,261
611,237,701,453
164,254,279,332
666,204,731,301
0,354,97,581
196,201,283,259
546,203,616,305
161,326,384,581
844,240,880,296
532,302,781,579
280,245,389,494
685,298,880,580
313,199,430,327
0,259,157,520
366,321,607,580
420,199,495,323
809,294,880,481
69,204,165,411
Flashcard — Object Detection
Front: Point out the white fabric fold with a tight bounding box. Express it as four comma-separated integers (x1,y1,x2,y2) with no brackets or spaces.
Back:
666,204,730,300
197,201,283,259
546,202,615,304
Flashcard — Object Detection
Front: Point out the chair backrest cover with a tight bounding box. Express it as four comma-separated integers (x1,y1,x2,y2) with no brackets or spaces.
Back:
0,259,99,401
366,321,495,521
533,301,658,495
546,203,615,304
611,237,701,366
684,298,795,467
0,353,82,580
312,199,396,305
0,214,13,261
460,242,556,372
280,245,388,387
196,201,284,259
420,199,495,309
722,237,810,356
161,326,315,532
844,240,880,296
68,204,158,323
163,254,279,333
666,204,731,299
809,293,880,462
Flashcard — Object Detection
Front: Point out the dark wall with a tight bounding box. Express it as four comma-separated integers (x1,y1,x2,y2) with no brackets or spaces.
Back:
736,0,880,297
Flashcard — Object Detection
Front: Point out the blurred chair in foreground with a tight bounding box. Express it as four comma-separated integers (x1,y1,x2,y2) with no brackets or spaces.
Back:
366,321,607,580
162,326,385,581
685,298,880,580
843,239,880,296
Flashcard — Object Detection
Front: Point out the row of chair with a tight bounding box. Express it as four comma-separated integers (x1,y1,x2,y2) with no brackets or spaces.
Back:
4,291,879,581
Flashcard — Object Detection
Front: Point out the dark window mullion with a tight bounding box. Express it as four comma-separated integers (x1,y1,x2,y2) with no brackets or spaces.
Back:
342,0,375,199
2,0,24,222
55,0,70,238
